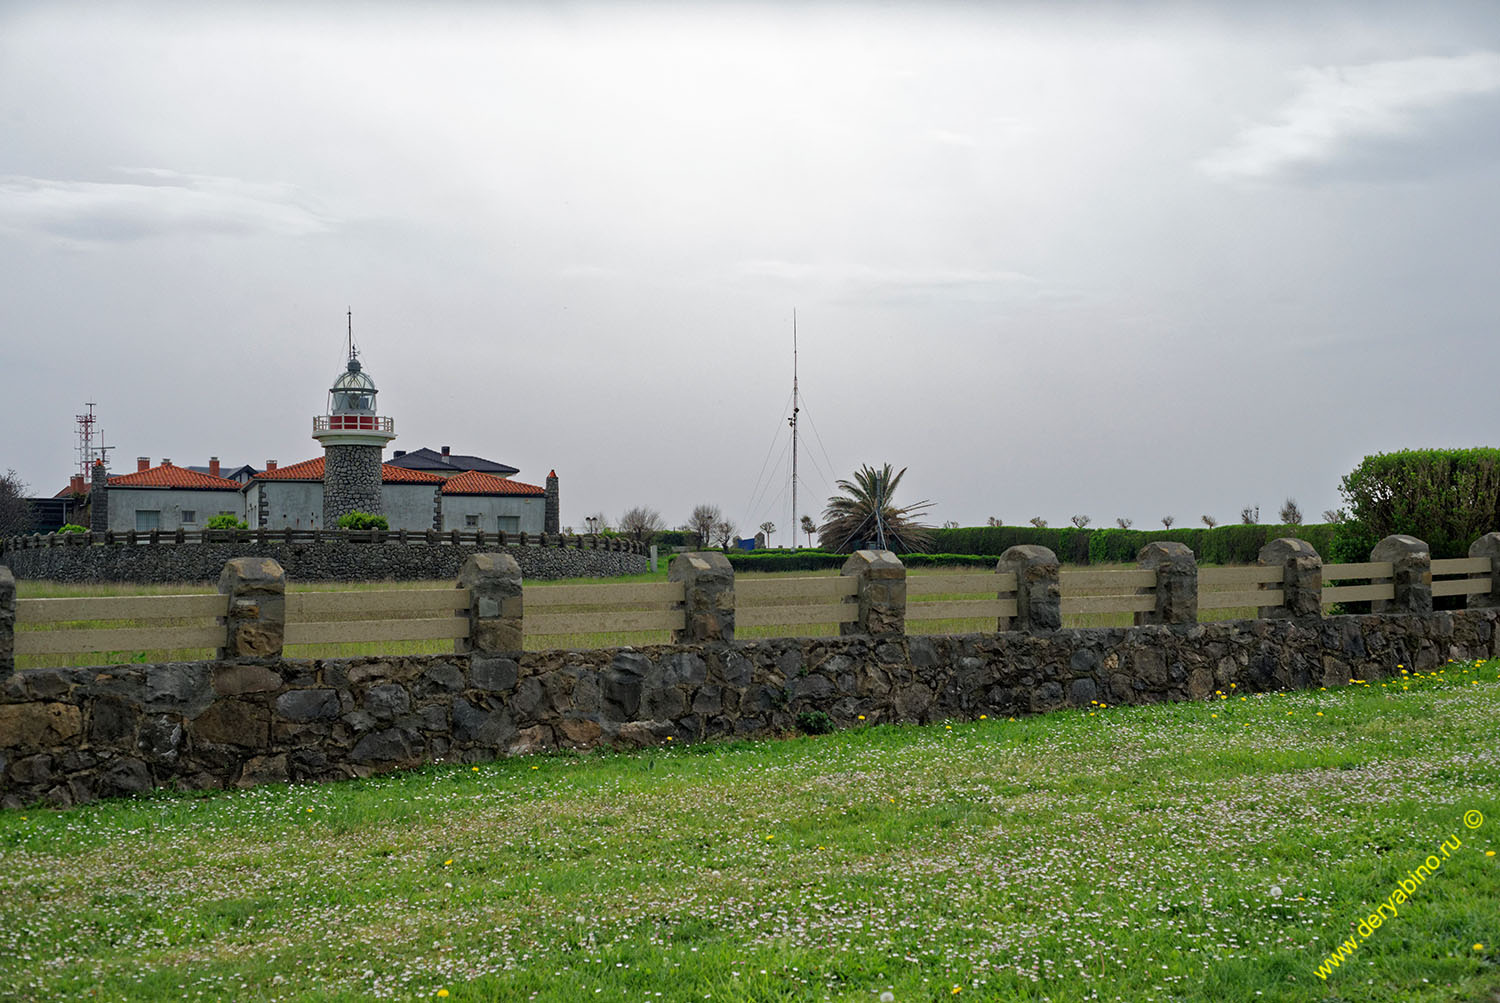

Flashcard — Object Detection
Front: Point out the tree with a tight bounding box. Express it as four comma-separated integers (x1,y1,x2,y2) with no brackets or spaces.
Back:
758,521,776,547
583,512,611,535
619,506,665,541
0,470,33,538
941,519,959,529
1335,448,1500,560
1161,515,1174,529
688,504,721,549
986,515,1002,527
1322,508,1346,524
800,514,816,547
1070,514,1091,529
1115,517,1133,529
1278,497,1303,525
713,519,735,549
1201,514,1218,528
1029,516,1048,528
1241,505,1259,525
817,463,933,554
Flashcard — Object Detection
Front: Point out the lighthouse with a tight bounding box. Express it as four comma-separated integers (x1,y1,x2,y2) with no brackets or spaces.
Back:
311,316,395,526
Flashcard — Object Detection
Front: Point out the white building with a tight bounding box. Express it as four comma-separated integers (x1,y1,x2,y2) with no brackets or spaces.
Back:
103,458,243,533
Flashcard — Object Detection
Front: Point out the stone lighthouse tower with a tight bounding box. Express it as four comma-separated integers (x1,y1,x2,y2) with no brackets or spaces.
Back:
311,316,395,527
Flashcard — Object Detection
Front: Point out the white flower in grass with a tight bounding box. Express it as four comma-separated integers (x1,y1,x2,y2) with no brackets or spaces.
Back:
1269,886,1282,898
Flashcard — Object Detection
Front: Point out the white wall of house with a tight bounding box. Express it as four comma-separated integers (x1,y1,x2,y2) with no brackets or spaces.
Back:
108,487,244,533
381,484,440,531
251,481,325,530
439,495,544,534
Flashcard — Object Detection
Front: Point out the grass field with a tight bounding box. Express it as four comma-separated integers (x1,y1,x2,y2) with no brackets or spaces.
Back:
13,565,1264,668
1,663,1497,1002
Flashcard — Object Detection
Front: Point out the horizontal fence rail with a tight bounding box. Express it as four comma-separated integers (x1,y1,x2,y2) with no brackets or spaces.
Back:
7,538,1498,665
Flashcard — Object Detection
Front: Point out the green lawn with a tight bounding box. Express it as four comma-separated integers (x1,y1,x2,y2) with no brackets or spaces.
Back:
2,663,1497,1002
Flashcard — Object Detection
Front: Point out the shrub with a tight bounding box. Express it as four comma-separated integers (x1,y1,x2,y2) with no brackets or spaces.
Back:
336,511,389,531
57,523,87,534
205,514,247,530
725,550,844,572
796,710,835,735
1335,448,1500,561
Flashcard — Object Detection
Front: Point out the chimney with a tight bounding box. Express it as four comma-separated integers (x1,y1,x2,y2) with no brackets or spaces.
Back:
266,460,277,471
70,474,84,494
137,457,150,472
394,449,406,458
209,456,220,478
162,458,172,467
441,445,451,459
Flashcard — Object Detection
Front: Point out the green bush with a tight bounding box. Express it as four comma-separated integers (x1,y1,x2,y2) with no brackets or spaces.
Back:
901,553,997,568
336,511,390,531
795,710,835,735
205,514,247,530
1336,448,1500,560
929,523,1337,566
726,550,844,572
57,523,87,534
652,530,697,549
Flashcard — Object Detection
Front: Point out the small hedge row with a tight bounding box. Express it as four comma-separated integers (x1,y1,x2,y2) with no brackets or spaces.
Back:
926,524,1338,566
719,523,1341,570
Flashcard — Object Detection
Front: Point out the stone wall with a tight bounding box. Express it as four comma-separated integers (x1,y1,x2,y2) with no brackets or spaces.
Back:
323,444,385,525
3,607,1495,808
0,539,647,584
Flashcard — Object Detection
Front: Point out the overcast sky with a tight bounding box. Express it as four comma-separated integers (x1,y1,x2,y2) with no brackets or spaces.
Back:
3,2,1498,539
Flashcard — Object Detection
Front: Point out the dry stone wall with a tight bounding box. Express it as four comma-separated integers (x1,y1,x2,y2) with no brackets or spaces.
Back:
0,539,647,583
3,608,1495,808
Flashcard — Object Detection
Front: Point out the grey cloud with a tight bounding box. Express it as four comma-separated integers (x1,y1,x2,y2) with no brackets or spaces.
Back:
0,170,334,242
737,259,1042,299
1199,52,1500,183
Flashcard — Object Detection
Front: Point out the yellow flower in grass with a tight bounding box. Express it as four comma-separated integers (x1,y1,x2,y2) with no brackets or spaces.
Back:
438,991,450,998
1475,943,1485,952
952,986,963,995
444,859,453,867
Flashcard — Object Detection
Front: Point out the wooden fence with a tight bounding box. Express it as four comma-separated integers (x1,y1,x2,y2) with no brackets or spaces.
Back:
12,555,1493,665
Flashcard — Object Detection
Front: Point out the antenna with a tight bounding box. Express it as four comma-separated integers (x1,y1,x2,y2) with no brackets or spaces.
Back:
346,307,354,362
789,310,800,546
74,402,111,481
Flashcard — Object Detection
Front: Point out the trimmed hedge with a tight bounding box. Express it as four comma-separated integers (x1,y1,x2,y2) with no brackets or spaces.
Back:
1335,448,1500,561
927,524,1338,566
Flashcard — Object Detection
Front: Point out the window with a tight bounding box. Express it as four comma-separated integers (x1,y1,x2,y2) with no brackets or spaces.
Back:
498,515,520,533
465,514,479,527
181,510,197,525
135,510,161,532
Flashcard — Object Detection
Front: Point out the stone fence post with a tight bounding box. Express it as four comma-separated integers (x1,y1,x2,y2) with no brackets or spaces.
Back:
1257,537,1322,619
996,545,1061,631
1468,532,1500,609
840,550,906,637
0,565,14,678
1136,541,1197,626
218,557,286,658
1371,535,1432,614
457,553,523,656
670,552,734,643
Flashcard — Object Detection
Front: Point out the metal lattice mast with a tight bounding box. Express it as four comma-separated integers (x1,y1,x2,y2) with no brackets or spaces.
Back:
789,310,799,547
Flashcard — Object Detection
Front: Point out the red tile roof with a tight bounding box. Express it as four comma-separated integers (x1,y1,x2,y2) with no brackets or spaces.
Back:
108,464,242,491
440,469,546,496
250,457,445,485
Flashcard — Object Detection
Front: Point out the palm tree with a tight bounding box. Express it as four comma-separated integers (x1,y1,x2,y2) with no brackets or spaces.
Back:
817,463,933,554
800,514,816,547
